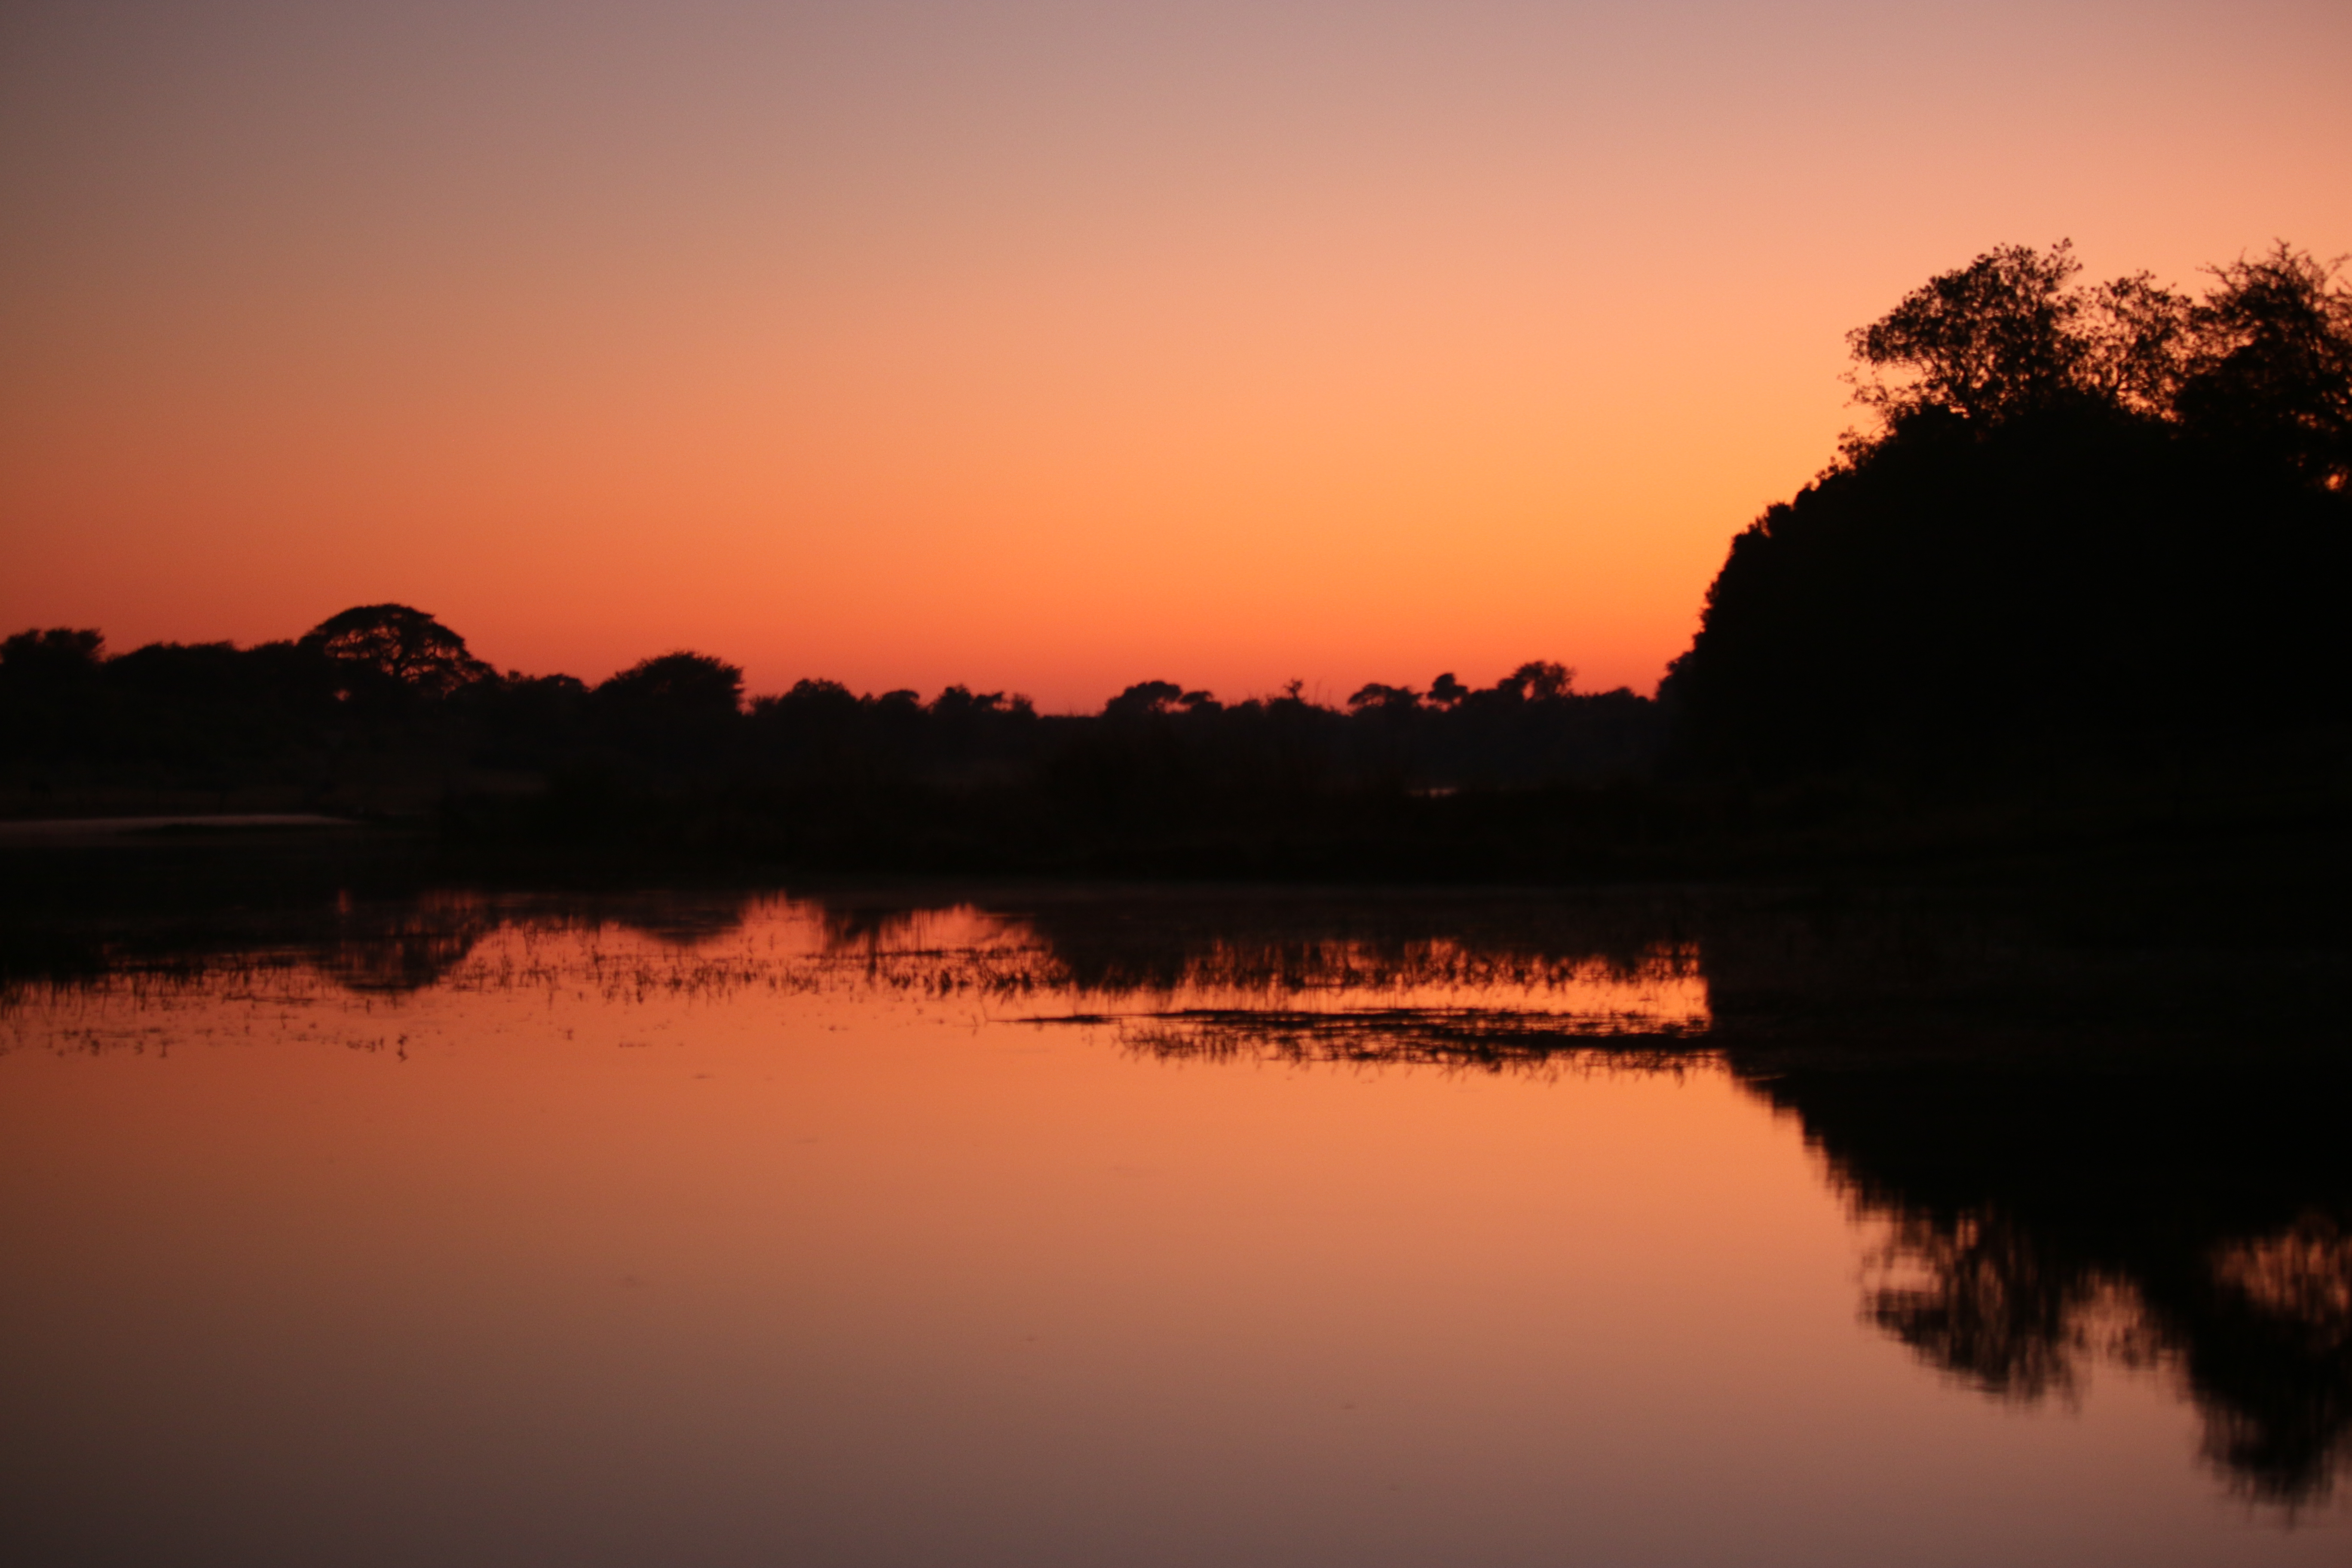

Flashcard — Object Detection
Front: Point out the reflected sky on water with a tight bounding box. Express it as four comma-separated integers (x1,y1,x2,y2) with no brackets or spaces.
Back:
2,885,2345,1566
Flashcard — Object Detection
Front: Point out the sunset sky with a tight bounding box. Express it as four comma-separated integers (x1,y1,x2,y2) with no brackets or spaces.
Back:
4,0,2347,708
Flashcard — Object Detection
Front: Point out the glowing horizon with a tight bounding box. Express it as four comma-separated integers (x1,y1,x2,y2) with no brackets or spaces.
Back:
4,0,2348,710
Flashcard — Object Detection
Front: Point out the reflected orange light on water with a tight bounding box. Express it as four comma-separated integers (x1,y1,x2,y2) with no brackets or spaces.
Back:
1,900,2324,1564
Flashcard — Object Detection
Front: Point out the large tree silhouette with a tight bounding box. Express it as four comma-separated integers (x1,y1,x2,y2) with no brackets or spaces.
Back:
1847,241,2092,429
1669,241,2352,775
2176,244,2352,489
302,604,493,697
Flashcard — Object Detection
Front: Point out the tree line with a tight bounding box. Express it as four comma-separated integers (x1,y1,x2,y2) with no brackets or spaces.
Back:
0,601,1659,819
5,239,2348,861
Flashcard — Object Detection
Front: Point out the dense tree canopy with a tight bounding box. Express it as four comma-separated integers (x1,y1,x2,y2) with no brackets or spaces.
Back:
2175,247,2352,488
1672,240,2352,775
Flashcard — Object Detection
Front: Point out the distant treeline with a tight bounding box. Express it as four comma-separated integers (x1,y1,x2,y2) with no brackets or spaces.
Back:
5,239,2349,871
0,605,1658,814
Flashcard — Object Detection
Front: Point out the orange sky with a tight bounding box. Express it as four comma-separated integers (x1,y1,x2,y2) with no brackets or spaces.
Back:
3,0,2348,708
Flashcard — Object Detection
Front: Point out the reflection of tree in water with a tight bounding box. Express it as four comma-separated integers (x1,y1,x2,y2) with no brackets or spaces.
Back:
1752,1065,2352,1507
10,876,2346,1507
1121,990,2352,1507
2202,1216,2352,1496
1120,1008,1702,1072
602,895,753,949
1064,879,2352,1510
1006,889,1693,998
814,901,1009,956
756,890,1704,1023
315,894,498,994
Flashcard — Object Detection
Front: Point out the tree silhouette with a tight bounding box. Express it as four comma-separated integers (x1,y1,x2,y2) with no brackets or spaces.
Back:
1672,239,2352,775
1103,680,1191,719
1,628,104,679
301,605,492,697
2079,271,2192,416
2177,244,2352,489
1496,661,1574,702
0,629,109,762
592,653,744,760
1847,241,2091,429
1347,682,1420,713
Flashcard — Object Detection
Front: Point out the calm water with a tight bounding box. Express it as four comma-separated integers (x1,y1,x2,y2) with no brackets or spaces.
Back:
2,884,2344,1566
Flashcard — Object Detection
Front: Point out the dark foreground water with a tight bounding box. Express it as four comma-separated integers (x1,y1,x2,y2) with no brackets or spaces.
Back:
2,877,2345,1566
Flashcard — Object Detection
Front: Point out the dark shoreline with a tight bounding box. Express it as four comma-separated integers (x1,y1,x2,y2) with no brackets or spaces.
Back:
5,812,2342,1070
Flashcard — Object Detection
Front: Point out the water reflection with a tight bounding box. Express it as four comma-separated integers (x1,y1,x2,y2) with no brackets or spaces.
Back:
0,888,1711,1038
1762,1064,2352,1507
2,877,2345,1514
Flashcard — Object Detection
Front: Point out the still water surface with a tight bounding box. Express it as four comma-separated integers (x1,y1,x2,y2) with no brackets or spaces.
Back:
2,888,2343,1565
